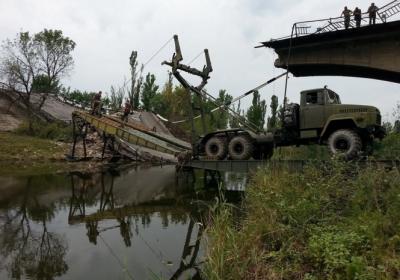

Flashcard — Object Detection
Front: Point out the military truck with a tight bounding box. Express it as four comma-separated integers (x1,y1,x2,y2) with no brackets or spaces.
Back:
197,86,386,160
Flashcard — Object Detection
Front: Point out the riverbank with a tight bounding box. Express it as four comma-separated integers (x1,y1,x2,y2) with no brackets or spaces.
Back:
0,132,113,177
203,160,400,279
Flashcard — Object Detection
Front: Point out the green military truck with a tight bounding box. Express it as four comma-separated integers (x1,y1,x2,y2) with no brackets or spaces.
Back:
197,86,386,160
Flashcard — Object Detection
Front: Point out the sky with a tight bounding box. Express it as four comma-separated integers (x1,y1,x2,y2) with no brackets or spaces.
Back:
1,0,399,122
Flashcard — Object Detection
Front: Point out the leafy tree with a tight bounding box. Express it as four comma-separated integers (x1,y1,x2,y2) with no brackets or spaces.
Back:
207,89,233,130
31,74,61,94
246,91,267,130
150,72,173,115
0,29,75,133
267,95,279,130
141,72,159,111
109,85,125,110
229,100,245,128
127,51,143,109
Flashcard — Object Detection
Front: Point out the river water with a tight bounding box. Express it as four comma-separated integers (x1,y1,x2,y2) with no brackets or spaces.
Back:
0,164,246,280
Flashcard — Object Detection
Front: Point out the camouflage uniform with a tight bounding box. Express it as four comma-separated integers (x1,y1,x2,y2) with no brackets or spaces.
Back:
354,8,361,27
91,91,103,117
368,4,378,25
121,100,132,122
341,8,352,29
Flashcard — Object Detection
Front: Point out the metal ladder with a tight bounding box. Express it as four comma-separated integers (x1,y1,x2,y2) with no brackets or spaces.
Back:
378,0,400,22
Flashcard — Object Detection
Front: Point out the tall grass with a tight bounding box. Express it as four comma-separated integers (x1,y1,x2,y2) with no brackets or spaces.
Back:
203,160,400,279
15,120,72,142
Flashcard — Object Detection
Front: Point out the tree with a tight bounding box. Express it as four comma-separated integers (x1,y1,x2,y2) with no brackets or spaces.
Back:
0,29,75,133
207,89,233,130
127,51,144,110
31,74,61,94
246,91,267,130
267,95,279,130
229,100,245,128
109,84,125,110
141,72,159,111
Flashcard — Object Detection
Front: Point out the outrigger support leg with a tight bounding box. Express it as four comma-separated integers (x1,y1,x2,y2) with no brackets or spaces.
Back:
162,35,213,150
204,169,221,189
70,113,89,160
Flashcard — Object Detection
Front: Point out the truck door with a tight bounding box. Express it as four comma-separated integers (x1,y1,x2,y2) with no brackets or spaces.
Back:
302,91,324,129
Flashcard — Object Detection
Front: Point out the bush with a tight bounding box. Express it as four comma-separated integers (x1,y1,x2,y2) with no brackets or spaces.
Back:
15,120,73,142
203,160,400,279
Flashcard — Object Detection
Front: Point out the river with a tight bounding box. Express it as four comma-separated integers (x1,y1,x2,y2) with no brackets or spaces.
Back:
0,164,246,280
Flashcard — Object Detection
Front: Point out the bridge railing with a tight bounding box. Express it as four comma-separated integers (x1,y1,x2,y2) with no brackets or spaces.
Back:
270,0,400,41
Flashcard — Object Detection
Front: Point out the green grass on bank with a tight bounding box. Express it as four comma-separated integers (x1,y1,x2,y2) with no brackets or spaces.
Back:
203,160,400,279
0,132,69,161
0,132,77,177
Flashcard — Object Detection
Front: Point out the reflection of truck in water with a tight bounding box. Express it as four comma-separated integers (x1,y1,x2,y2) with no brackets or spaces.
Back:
197,86,386,160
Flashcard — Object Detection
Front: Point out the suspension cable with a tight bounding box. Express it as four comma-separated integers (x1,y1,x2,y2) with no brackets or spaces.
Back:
188,50,204,66
116,36,174,95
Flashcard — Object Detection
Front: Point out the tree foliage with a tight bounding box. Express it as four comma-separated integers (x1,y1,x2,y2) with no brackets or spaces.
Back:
0,29,75,133
127,51,144,109
229,100,245,129
267,94,279,130
141,72,159,111
205,89,233,130
246,91,267,130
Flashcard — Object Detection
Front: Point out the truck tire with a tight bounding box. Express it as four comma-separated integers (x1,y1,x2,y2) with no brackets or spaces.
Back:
228,135,254,160
327,129,362,160
252,146,274,160
205,137,228,159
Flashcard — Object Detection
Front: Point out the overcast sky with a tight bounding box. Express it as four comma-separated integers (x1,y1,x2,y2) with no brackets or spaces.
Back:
1,0,399,121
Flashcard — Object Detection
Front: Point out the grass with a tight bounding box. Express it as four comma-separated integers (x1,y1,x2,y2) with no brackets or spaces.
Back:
0,132,110,177
0,132,68,161
202,159,400,279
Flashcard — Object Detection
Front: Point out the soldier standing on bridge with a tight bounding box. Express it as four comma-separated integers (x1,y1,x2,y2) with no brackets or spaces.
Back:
121,98,132,122
91,91,103,117
341,6,352,29
353,7,362,27
368,3,378,25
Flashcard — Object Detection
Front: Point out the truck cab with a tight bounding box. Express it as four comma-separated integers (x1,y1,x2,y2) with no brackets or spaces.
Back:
298,87,341,138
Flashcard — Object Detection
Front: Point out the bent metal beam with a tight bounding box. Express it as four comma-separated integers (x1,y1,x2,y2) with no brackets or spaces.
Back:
259,20,400,84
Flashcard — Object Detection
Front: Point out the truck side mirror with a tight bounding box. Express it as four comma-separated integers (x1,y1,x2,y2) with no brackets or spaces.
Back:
317,91,324,104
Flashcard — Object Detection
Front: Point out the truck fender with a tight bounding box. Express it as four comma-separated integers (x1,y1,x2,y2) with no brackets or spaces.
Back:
320,117,358,138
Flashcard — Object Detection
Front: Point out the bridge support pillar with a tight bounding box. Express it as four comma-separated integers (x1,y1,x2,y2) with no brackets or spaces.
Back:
204,169,221,189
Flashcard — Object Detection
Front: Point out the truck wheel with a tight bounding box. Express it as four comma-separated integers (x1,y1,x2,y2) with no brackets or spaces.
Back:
252,146,274,160
327,129,362,160
205,137,228,159
228,135,254,160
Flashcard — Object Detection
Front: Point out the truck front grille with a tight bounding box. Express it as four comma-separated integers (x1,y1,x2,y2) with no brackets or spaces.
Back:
339,108,368,113
376,114,381,125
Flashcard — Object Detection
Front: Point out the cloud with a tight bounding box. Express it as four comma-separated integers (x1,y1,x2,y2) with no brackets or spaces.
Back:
0,0,398,119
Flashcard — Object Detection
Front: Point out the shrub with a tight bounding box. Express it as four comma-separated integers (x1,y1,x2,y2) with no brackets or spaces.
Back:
15,120,72,142
203,160,400,279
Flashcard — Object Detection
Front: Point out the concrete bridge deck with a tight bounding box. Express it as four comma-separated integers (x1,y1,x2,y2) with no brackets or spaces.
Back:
259,20,400,83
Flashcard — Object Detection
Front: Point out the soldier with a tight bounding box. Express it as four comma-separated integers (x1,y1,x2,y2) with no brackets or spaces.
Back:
121,98,132,122
353,7,362,27
341,6,353,30
368,3,378,25
91,91,103,117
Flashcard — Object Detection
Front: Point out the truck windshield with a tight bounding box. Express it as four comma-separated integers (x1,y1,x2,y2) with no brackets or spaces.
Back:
325,90,341,104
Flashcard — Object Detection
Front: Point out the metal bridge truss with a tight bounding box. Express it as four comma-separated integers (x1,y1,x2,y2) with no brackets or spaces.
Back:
69,110,191,161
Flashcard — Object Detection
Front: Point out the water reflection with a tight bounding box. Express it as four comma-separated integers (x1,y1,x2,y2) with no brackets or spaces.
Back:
0,165,245,280
0,176,69,280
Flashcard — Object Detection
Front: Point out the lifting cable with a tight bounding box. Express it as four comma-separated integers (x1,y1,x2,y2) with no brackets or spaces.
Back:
188,50,204,66
153,72,287,130
116,36,174,95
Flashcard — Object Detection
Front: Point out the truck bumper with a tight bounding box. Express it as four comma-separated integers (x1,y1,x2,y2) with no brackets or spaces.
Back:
366,125,386,140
